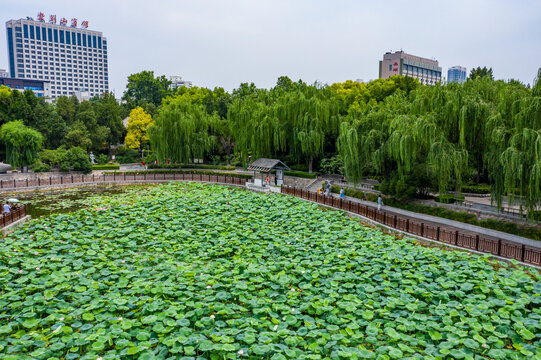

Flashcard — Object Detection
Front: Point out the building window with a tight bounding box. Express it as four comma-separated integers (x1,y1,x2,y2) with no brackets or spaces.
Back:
388,64,392,71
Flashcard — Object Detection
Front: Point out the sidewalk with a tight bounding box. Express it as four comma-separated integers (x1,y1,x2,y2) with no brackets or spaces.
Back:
342,194,539,247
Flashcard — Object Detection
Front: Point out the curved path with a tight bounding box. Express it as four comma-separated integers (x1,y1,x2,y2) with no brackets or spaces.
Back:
0,172,539,267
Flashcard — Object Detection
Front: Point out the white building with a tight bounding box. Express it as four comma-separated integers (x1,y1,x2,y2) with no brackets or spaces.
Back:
0,69,9,77
5,13,109,99
169,75,193,90
379,50,442,85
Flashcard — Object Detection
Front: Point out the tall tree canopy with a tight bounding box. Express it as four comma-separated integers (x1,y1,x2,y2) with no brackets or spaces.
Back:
125,107,153,150
123,70,172,108
148,99,221,164
0,120,43,169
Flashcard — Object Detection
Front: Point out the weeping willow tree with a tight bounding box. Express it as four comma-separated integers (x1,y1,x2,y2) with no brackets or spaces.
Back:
228,82,343,170
148,99,220,164
485,68,541,215
0,120,43,170
338,70,540,214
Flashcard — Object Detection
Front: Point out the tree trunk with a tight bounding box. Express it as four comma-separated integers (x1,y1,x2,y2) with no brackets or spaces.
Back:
308,156,313,173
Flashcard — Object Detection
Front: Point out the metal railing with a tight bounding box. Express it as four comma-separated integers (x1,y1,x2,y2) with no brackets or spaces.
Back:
1,204,26,228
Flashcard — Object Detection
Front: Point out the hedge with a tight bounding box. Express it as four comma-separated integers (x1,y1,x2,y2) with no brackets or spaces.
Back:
147,164,236,171
284,170,317,179
92,165,120,170
103,170,252,179
435,194,465,204
461,183,491,194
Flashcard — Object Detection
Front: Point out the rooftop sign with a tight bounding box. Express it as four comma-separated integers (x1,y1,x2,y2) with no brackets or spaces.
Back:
35,12,89,29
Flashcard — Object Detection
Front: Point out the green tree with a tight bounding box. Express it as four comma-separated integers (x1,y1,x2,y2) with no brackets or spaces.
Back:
469,66,494,80
123,71,171,107
0,120,43,170
148,99,220,164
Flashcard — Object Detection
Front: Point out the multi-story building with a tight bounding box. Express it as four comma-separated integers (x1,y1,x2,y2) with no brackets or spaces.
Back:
0,68,9,77
5,13,108,99
447,66,467,84
379,50,442,85
0,77,50,97
169,75,193,90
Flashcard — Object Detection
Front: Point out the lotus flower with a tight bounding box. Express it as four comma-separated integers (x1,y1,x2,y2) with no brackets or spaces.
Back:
36,267,40,270
238,350,244,356
210,314,215,319
18,270,23,274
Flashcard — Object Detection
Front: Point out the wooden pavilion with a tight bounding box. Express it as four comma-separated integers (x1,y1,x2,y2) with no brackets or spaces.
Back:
248,158,290,186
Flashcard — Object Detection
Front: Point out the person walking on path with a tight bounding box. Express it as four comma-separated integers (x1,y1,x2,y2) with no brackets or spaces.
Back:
377,195,383,211
340,188,345,199
3,202,10,214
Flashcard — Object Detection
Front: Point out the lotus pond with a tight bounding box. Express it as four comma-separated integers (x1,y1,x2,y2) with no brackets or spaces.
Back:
1,182,540,360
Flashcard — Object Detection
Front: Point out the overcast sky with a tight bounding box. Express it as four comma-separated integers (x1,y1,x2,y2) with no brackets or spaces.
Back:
1,0,540,96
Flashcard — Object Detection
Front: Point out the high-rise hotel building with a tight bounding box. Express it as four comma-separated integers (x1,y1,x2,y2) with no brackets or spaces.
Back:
5,14,108,99
379,50,442,85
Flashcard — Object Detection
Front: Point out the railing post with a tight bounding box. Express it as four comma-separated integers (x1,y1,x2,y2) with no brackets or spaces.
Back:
383,212,386,224
497,239,502,256
38,178,40,187
124,173,126,181
13,179,16,188
436,227,440,241
144,173,147,181
154,173,156,180
1,179,2,188
93,174,95,182
475,235,479,250
26,178,28,187
521,245,525,262
455,230,459,245
394,215,397,229
114,172,116,181
406,219,409,232
61,177,63,184
50,177,52,185
421,223,424,237
71,175,74,183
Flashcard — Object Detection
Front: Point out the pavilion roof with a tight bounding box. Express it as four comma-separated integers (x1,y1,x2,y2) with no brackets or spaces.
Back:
248,158,290,172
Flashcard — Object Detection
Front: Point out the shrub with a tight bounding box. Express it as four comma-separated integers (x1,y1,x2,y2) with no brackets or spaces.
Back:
92,164,120,170
31,160,51,173
289,163,309,172
284,170,317,179
331,185,365,199
96,154,109,165
59,146,92,174
147,164,236,170
461,183,491,194
104,170,252,179
319,155,344,175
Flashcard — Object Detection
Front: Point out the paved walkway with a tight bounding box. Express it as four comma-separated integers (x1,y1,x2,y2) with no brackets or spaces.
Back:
339,194,539,247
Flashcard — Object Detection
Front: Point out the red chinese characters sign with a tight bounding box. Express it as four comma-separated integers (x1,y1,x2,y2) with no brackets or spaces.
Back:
49,15,56,24
60,17,68,26
37,12,45,22
71,18,78,27
81,21,88,29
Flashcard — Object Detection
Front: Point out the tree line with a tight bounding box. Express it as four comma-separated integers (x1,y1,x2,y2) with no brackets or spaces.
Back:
0,68,539,214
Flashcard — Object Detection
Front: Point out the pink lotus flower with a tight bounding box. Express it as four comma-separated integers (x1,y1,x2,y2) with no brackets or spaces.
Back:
210,315,215,319
121,260,125,264
18,270,23,274
206,285,211,289
118,317,123,321
97,357,103,360
34,252,38,255
36,267,40,270
238,349,244,356
13,249,17,252
59,317,64,321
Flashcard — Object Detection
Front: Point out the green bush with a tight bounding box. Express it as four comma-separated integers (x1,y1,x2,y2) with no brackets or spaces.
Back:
31,160,51,173
331,185,365,199
92,164,120,170
104,170,252,179
319,155,344,175
96,154,109,165
59,146,92,174
289,163,309,172
147,163,236,170
284,170,317,179
461,183,491,194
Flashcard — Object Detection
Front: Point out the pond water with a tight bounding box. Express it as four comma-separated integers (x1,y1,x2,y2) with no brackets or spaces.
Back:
2,184,154,218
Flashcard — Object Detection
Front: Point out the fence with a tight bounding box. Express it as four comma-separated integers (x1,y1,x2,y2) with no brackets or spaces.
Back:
1,204,26,228
0,172,248,191
281,185,541,267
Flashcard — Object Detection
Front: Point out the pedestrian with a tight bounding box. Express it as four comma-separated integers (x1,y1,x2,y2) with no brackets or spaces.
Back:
265,175,270,185
3,202,10,214
377,195,383,211
340,188,345,198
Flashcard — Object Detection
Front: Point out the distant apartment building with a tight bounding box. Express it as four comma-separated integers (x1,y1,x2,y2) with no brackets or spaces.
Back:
0,68,9,77
0,77,50,97
5,13,109,100
447,66,467,83
379,50,442,85
169,75,193,90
